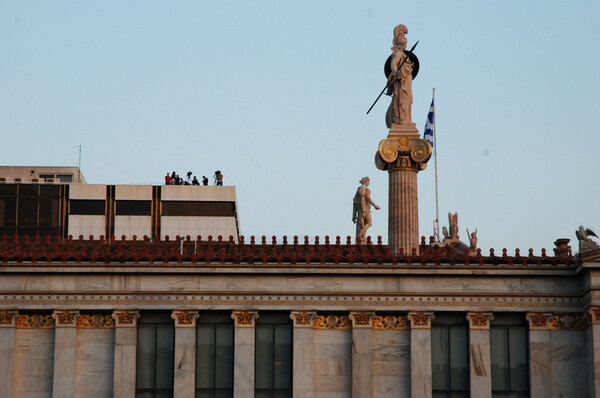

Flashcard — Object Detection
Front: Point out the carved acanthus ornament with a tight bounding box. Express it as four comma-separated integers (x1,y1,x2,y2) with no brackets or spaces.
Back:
77,314,115,329
372,315,410,330
290,311,316,328
172,310,199,328
16,314,55,329
112,310,140,327
349,311,375,328
466,312,494,330
549,313,588,330
52,310,79,327
313,315,351,330
0,310,18,327
526,312,552,330
231,311,258,328
407,311,434,329
589,307,600,324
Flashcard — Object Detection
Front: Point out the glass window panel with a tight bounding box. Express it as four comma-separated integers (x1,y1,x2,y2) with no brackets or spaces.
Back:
255,392,272,398
433,393,449,398
117,200,152,216
18,197,37,226
137,325,157,389
214,324,234,389
39,185,60,196
508,326,528,392
432,326,450,390
39,198,59,227
136,392,154,398
70,200,106,215
255,325,274,389
273,324,292,389
196,392,213,398
196,325,216,388
19,184,39,196
57,174,73,183
155,325,174,389
449,325,468,391
274,391,292,398
491,327,509,392
0,185,17,196
0,198,17,226
214,391,233,398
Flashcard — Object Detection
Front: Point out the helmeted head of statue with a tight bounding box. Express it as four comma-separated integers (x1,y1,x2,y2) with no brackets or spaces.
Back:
359,177,370,186
393,24,408,50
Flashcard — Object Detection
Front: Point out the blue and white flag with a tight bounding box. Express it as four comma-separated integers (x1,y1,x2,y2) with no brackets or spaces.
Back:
423,99,434,146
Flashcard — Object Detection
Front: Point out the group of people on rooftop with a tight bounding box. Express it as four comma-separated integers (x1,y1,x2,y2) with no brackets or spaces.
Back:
164,170,223,186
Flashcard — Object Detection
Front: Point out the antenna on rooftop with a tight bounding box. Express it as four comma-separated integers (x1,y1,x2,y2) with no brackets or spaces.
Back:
73,145,82,182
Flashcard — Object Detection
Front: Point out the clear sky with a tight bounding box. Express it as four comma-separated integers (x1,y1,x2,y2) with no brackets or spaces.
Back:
1,1,599,253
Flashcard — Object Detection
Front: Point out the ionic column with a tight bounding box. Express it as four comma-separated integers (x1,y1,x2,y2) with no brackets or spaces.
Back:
466,312,493,398
525,312,552,398
349,311,376,398
232,310,259,398
376,131,431,255
52,310,80,398
112,310,140,398
591,308,600,397
290,311,317,398
0,310,18,398
407,311,435,398
172,310,199,398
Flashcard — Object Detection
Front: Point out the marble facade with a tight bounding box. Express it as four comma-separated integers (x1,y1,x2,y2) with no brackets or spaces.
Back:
1,246,599,397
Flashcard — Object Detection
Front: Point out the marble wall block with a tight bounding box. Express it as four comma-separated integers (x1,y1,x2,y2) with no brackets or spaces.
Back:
313,330,352,398
75,329,115,398
469,329,491,398
173,328,197,398
372,330,411,397
13,329,55,398
293,327,315,398
529,329,551,398
550,330,590,397
0,327,17,398
592,324,600,398
234,327,255,398
113,328,137,398
352,328,373,398
53,327,77,398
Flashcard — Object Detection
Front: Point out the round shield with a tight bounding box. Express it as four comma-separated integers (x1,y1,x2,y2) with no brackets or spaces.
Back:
384,50,420,79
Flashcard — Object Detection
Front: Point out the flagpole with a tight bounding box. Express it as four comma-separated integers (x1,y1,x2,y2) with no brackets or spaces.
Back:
432,88,440,242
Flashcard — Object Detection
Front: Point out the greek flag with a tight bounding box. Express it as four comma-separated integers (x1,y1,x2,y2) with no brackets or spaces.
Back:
423,99,434,146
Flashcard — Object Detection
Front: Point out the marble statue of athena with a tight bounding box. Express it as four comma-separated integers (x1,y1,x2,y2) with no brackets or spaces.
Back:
385,24,414,128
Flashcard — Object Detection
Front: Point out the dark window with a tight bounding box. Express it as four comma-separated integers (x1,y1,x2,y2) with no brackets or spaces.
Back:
0,185,18,196
196,312,234,398
0,197,17,226
255,312,292,398
432,313,469,398
491,314,529,398
39,185,60,196
39,198,59,227
162,201,235,217
17,197,38,226
70,200,105,215
116,200,152,216
137,312,175,398
19,184,39,196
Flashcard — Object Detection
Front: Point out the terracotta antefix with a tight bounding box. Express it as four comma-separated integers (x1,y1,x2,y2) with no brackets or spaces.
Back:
352,177,380,244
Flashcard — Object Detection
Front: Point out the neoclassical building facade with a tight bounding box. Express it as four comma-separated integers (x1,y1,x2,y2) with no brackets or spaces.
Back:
1,230,600,398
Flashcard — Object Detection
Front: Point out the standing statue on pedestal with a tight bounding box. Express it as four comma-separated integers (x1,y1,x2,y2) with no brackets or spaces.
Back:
352,177,380,244
385,24,418,128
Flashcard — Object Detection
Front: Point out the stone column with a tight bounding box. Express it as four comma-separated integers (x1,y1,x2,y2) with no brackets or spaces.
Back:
349,311,375,398
290,311,317,398
112,310,140,398
407,311,435,398
0,310,18,398
525,312,552,398
376,127,431,255
466,312,493,398
52,310,80,398
172,310,199,398
590,308,600,398
232,310,258,398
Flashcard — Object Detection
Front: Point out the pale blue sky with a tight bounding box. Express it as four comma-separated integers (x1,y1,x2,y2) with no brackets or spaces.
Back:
1,1,598,252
